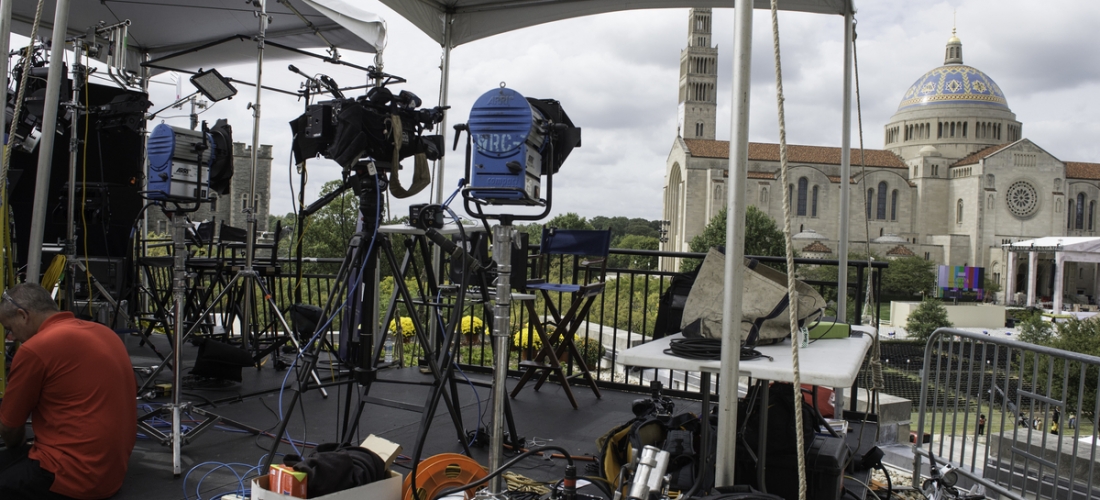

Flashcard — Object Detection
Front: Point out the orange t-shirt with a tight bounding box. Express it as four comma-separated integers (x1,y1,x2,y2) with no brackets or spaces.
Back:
0,312,137,499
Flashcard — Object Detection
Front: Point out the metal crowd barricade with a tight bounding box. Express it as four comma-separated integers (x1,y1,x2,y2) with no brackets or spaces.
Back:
915,327,1100,500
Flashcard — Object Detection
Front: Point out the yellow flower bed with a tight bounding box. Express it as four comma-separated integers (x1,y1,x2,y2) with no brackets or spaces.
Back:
511,324,559,350
388,317,416,339
460,315,485,336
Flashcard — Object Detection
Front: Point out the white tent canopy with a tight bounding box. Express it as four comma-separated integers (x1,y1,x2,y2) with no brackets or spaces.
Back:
8,0,386,76
1004,237,1100,312
379,0,849,47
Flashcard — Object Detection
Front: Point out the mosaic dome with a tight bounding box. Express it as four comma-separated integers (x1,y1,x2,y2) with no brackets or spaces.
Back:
897,65,1009,111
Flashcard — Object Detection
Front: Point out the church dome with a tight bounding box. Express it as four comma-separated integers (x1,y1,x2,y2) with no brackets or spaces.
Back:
897,65,1009,111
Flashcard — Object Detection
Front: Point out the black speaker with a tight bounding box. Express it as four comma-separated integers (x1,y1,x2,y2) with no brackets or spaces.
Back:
7,79,148,267
71,256,130,301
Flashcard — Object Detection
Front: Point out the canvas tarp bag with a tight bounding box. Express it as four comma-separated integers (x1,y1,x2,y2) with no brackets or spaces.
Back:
681,248,825,346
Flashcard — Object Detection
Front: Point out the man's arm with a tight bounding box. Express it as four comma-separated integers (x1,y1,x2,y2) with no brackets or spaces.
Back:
0,419,26,449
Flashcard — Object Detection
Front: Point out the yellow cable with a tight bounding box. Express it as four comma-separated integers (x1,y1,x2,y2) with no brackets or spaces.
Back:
42,254,67,291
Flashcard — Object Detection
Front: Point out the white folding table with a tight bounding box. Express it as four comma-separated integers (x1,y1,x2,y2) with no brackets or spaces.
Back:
618,328,873,492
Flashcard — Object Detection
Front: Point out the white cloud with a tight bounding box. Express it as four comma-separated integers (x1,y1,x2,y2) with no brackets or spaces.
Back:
15,0,1099,225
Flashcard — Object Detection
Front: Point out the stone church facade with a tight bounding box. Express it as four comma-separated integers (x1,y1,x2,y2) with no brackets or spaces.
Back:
662,8,1100,302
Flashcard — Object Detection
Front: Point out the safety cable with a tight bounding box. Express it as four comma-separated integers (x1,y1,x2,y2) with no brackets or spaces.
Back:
851,20,887,408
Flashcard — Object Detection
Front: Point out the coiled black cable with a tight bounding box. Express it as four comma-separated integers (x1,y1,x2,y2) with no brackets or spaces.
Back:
664,338,772,362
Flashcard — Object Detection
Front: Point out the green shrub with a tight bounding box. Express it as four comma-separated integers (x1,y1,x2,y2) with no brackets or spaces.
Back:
905,299,953,343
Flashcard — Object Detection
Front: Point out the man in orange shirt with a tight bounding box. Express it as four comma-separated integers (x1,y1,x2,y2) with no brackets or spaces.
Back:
0,283,136,499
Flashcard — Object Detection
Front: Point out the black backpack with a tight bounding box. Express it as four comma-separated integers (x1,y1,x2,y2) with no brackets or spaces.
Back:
654,269,699,339
735,382,819,499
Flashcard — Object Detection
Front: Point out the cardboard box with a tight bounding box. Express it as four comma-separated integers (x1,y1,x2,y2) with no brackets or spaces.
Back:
360,435,403,469
253,470,402,500
269,464,307,498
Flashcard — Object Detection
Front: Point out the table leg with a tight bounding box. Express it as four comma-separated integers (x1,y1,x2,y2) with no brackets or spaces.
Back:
758,380,769,493
700,373,713,495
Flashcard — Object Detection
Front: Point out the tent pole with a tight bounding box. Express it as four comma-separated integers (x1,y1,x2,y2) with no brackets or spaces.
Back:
428,13,454,356
0,0,11,289
716,0,753,487
837,10,854,321
26,0,71,284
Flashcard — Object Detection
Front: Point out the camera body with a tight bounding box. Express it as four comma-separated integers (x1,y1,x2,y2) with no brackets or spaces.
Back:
290,86,446,172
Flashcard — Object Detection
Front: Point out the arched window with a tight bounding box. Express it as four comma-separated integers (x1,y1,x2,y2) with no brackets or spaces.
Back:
760,187,768,204
876,181,888,220
695,122,704,137
797,177,808,216
1068,199,1075,229
956,199,963,224
714,184,722,201
866,188,874,218
986,174,995,189
987,194,994,210
1091,201,1096,231
879,228,884,237
1077,193,1086,230
812,186,819,217
891,190,899,220
1055,179,1062,191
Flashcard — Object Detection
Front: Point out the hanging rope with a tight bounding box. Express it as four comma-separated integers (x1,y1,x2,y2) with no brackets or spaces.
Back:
851,21,887,403
767,3,808,500
1,0,48,287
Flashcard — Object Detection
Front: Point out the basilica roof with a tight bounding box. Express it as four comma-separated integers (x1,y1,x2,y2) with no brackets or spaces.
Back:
682,139,906,168
897,64,1009,111
1067,162,1100,180
951,142,1013,167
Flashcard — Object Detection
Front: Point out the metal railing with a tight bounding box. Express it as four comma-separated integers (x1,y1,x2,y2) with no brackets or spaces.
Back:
130,243,886,400
915,327,1100,500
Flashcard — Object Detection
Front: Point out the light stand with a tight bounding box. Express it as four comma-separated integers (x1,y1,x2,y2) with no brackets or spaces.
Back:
459,87,578,496
136,209,264,477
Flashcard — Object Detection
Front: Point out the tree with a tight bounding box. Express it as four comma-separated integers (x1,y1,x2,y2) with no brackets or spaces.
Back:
1017,311,1054,345
983,275,1003,303
881,256,936,300
299,180,360,262
905,299,953,343
682,206,787,272
610,234,659,270
545,212,593,230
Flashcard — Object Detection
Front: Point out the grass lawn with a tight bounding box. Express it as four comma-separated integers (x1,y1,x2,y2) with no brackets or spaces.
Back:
911,409,1094,440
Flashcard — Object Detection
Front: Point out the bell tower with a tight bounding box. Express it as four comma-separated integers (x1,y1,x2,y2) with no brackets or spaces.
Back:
678,8,717,140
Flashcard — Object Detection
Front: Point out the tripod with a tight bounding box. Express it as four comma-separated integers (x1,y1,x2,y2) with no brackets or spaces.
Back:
261,171,522,473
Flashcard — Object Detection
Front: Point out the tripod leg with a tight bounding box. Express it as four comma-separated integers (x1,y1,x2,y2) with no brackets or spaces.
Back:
136,272,246,395
254,277,328,398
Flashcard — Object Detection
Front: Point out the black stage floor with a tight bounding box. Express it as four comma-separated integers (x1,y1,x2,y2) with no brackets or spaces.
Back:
119,332,657,500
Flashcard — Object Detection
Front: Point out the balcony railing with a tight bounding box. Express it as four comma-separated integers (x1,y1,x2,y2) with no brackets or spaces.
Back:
131,243,886,401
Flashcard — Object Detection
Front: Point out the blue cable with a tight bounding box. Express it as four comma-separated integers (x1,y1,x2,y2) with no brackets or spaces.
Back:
443,178,466,207
182,461,254,500
274,170,383,459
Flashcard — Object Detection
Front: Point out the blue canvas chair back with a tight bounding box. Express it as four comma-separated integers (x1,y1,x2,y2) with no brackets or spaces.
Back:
540,228,612,257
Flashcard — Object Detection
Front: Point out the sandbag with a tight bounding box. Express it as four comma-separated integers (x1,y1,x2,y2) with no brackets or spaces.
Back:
681,248,825,346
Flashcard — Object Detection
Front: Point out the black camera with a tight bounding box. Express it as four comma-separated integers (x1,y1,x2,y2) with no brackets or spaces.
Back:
289,73,447,172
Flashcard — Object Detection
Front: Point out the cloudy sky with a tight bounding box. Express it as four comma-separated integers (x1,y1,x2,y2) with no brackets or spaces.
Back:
114,0,1100,223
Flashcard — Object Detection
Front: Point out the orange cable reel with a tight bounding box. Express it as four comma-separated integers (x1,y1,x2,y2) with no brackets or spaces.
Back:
403,453,488,500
